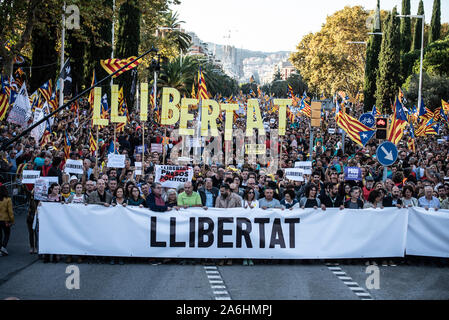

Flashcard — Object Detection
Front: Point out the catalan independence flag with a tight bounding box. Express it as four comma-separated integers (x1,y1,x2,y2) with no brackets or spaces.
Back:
387,98,408,145
64,131,71,160
442,99,449,113
88,71,96,110
89,131,97,155
116,87,127,132
372,105,381,117
39,79,52,103
288,84,294,98
336,111,375,147
100,56,141,78
198,68,208,100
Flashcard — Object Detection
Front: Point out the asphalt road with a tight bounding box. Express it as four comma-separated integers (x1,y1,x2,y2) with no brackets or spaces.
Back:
1,209,448,300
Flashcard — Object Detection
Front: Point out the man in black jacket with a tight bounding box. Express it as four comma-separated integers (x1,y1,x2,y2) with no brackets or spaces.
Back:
382,186,403,208
198,177,219,208
319,182,344,208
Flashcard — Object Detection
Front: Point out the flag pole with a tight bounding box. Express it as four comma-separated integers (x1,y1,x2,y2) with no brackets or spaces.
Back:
162,127,167,164
114,124,117,154
95,125,99,180
59,1,66,108
142,122,145,165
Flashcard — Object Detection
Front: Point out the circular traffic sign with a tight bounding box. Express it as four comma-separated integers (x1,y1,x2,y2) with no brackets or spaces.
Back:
359,113,375,128
376,141,398,167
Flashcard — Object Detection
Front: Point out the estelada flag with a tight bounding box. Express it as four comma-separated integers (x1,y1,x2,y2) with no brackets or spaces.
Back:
100,56,141,78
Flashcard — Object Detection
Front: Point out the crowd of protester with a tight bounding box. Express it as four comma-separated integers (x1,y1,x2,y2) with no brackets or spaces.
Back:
1,95,449,267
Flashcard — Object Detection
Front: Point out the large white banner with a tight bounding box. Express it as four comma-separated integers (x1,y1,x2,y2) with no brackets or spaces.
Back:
406,207,449,258
38,203,408,259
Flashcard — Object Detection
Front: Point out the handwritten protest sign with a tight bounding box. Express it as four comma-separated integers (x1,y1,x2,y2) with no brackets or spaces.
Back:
107,154,126,168
155,165,193,188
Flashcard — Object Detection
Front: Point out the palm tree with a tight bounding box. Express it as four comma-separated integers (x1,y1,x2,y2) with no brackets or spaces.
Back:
161,10,192,54
159,55,197,95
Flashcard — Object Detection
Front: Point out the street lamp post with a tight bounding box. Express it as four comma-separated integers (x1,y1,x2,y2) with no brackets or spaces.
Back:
398,14,425,113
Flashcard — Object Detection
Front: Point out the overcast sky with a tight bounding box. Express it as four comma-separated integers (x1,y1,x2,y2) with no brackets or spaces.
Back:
173,0,449,52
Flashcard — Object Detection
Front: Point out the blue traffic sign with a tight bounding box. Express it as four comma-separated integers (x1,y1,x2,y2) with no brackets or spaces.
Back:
376,141,398,167
359,113,376,128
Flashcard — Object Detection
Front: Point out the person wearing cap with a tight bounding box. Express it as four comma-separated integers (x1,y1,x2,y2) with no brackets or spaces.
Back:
362,175,375,201
69,176,78,193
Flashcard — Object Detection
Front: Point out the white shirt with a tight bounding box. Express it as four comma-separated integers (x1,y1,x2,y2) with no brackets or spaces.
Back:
242,199,259,209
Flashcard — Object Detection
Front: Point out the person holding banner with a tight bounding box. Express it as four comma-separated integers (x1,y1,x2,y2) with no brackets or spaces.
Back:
215,184,242,209
127,186,145,207
299,184,324,210
0,184,14,256
67,183,87,204
418,186,440,210
344,187,364,209
112,187,127,207
86,179,112,206
146,183,172,212
280,190,298,209
177,182,204,209
401,185,418,207
259,187,282,210
363,190,384,209
242,187,259,209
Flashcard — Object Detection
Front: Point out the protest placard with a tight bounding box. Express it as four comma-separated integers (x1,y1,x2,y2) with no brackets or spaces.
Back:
294,161,312,174
22,170,40,184
64,159,84,175
155,165,193,188
107,154,126,168
284,168,304,182
151,143,163,153
135,162,142,176
34,179,49,201
344,167,362,181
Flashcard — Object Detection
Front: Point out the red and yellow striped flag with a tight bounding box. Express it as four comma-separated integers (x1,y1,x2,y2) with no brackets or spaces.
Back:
442,99,449,113
198,68,208,100
0,92,9,121
89,131,97,155
88,71,96,110
39,79,52,103
301,102,311,118
100,56,141,78
336,112,375,147
407,137,415,153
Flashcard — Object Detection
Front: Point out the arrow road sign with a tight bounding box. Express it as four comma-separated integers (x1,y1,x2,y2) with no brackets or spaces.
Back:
376,141,398,167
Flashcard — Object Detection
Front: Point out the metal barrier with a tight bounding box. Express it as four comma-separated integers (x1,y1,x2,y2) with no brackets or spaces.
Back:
2,172,30,215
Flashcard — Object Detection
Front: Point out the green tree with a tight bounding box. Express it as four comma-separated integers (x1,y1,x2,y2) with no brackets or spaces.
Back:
287,72,307,96
159,55,238,98
412,34,449,77
0,0,41,77
400,0,411,53
273,68,282,81
30,1,60,92
290,6,369,98
412,0,424,51
88,0,113,89
160,11,192,54
364,0,382,110
403,72,449,109
429,0,441,43
375,7,401,113
116,0,141,109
